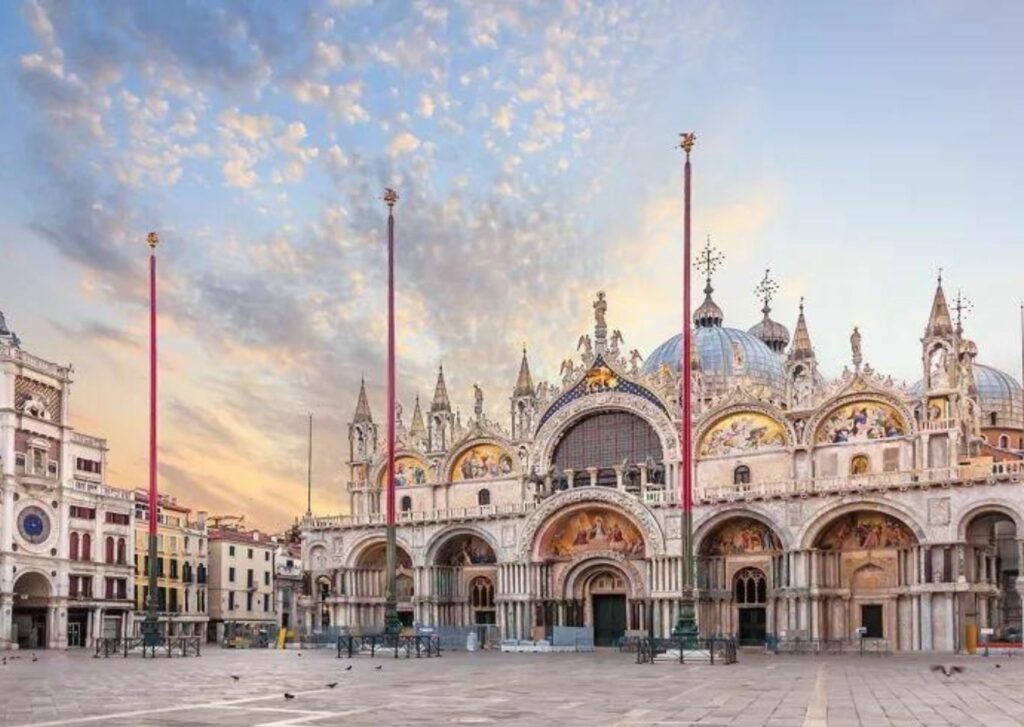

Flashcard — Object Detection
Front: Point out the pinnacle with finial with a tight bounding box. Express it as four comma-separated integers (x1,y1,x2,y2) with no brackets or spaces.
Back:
755,267,779,315
383,188,398,209
147,232,159,250
696,235,724,291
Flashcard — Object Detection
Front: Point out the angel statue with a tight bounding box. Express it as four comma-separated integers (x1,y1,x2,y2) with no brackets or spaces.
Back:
560,358,577,384
473,383,484,418
628,348,644,374
610,329,624,358
577,334,593,357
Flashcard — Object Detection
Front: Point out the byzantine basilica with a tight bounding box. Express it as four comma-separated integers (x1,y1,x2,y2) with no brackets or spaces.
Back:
301,261,1024,650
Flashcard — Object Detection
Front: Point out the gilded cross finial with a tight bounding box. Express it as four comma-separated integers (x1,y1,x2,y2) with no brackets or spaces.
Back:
953,289,973,335
799,296,805,314
679,132,696,156
754,268,779,313
147,232,159,250
937,266,943,287
695,234,724,291
382,188,399,209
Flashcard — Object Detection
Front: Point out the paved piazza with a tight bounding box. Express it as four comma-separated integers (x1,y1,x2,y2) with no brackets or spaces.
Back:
2,649,1024,726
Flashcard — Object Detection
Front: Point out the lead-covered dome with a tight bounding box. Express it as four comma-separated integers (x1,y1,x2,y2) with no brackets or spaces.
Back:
975,363,1023,429
641,327,787,394
910,362,1023,429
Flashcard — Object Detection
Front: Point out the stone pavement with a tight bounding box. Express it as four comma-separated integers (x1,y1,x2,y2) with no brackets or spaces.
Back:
2,647,1024,726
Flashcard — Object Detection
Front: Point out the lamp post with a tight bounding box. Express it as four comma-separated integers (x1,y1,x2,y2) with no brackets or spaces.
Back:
141,232,162,647
673,133,699,643
383,188,402,635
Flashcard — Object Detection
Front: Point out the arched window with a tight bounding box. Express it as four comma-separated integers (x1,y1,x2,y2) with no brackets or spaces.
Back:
733,465,751,485
478,489,491,506
69,532,79,561
81,533,91,562
553,411,664,487
400,496,412,512
999,435,1010,449
105,536,115,563
733,567,767,605
850,454,870,476
117,538,126,564
470,576,495,609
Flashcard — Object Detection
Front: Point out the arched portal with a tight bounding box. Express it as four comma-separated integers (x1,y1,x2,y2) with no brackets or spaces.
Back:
552,411,664,488
430,532,498,629
812,510,918,646
12,571,52,649
962,509,1020,640
351,541,415,629
696,516,783,644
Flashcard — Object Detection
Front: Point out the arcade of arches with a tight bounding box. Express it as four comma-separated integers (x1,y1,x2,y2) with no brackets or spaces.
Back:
697,508,1023,649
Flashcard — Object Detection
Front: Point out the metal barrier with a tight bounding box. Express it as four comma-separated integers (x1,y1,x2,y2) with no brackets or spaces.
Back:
337,634,441,659
635,636,737,665
95,636,201,658
766,636,891,656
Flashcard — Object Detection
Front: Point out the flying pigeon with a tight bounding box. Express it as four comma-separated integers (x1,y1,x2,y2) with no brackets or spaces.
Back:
344,665,353,671
284,693,296,700
230,675,240,681
326,682,338,689
931,665,965,677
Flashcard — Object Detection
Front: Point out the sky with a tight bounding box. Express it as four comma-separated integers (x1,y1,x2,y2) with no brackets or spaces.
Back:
1,1,1022,531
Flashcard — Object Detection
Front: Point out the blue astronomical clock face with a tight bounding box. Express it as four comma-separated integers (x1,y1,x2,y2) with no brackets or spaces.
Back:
18,506,51,545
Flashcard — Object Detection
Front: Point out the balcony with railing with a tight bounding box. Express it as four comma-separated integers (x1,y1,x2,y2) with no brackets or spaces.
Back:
308,483,683,531
697,461,1024,503
71,479,133,501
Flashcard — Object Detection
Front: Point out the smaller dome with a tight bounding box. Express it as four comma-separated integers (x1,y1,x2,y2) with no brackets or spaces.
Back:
694,286,724,328
748,310,790,354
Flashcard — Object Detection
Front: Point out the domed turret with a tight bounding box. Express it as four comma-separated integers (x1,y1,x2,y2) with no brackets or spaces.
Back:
748,269,790,354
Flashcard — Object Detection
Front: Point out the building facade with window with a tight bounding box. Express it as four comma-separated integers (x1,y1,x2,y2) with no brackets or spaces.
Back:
302,278,1024,651
274,537,303,634
207,526,277,642
1,312,135,650
131,492,209,638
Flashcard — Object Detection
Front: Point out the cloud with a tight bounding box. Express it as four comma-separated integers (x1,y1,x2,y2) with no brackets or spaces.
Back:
388,131,421,156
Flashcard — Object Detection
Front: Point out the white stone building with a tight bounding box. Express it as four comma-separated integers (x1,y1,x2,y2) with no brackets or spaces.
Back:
207,525,277,642
301,273,1024,651
1,311,135,650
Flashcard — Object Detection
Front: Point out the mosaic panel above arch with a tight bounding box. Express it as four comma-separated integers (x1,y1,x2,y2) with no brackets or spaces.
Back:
815,511,917,551
450,443,515,482
538,506,645,560
377,455,428,487
356,541,413,569
435,534,497,566
815,400,908,444
700,517,782,556
699,412,788,457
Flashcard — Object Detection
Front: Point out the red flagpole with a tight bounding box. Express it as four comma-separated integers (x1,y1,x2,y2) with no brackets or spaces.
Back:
148,234,158,539
143,231,161,643
383,188,399,633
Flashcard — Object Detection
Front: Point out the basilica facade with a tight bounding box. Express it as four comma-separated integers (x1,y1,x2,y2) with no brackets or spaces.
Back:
301,271,1024,651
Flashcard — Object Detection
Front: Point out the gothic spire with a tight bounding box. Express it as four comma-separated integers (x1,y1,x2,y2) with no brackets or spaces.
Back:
353,376,373,423
514,347,535,397
924,270,954,338
431,364,451,412
409,394,426,441
788,297,815,362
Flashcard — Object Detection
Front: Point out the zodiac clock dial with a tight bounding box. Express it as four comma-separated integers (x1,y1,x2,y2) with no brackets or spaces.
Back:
18,506,51,545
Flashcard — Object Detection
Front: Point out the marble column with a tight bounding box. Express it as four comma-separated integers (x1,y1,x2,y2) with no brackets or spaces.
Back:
586,467,598,487
920,593,933,651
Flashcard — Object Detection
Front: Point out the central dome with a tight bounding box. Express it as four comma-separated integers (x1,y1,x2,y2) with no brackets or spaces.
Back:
641,327,787,394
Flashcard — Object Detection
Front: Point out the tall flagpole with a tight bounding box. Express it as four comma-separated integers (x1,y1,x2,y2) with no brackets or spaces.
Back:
674,133,699,641
306,413,313,516
142,231,162,646
1020,304,1023,440
383,188,401,634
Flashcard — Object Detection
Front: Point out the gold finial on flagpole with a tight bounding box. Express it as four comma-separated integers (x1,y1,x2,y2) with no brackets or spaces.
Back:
147,232,160,250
